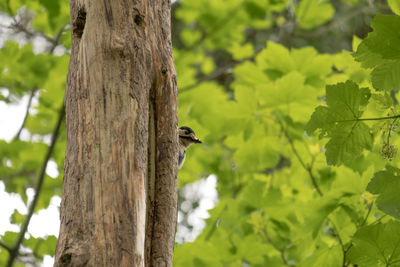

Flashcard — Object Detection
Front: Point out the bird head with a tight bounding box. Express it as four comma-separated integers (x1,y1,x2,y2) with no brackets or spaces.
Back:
179,126,202,148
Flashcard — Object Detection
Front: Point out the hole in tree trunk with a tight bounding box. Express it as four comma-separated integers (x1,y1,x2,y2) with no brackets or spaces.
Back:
73,9,87,38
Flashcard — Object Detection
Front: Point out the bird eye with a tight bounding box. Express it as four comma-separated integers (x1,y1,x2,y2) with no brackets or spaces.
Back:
185,130,190,135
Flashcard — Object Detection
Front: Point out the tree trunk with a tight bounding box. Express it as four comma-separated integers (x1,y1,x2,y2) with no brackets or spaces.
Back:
54,0,178,266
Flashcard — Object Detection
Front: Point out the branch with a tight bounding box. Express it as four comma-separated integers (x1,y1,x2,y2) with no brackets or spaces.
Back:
0,241,12,252
13,89,37,140
6,104,65,267
9,21,53,43
6,17,67,52
48,25,67,54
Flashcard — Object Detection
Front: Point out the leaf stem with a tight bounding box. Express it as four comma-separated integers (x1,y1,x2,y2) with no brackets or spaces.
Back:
360,202,373,228
337,114,400,122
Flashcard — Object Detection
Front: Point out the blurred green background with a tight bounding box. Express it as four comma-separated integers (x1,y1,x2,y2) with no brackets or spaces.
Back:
0,0,400,266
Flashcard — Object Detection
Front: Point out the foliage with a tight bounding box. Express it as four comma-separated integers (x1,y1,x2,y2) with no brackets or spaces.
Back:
306,81,373,165
0,0,399,266
367,165,400,219
348,220,400,266
0,0,68,265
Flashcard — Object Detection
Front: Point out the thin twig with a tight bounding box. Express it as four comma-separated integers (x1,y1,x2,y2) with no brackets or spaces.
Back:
342,243,353,267
330,220,345,251
7,15,67,50
6,105,65,267
13,89,37,140
262,228,290,266
328,208,354,266
360,202,373,228
48,25,67,54
278,118,323,196
10,22,53,43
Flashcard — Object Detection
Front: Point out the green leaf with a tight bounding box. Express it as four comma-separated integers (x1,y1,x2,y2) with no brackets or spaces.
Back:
354,15,400,93
37,235,58,256
0,231,19,247
362,15,400,60
388,0,400,15
295,0,334,29
225,127,280,173
303,197,339,238
244,1,266,19
348,221,400,266
10,209,25,226
371,93,393,111
367,166,400,219
256,41,295,74
181,29,202,47
325,122,372,166
370,60,400,91
0,251,6,267
0,42,56,95
228,43,254,61
24,235,58,258
353,41,384,69
291,47,333,78
306,81,373,165
301,244,342,267
234,234,270,264
39,0,61,17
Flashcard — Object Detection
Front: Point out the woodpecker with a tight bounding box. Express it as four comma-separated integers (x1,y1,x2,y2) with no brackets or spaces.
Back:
178,126,202,169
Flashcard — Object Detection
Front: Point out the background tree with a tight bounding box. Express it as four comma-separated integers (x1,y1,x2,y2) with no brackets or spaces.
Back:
0,0,400,266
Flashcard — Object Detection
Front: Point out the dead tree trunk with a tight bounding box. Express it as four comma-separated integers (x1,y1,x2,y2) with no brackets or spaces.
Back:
54,0,178,266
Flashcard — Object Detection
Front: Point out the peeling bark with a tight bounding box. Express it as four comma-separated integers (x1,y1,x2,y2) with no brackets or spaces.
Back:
54,0,178,266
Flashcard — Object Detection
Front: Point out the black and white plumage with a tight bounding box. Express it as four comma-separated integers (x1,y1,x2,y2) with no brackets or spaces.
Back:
178,126,202,169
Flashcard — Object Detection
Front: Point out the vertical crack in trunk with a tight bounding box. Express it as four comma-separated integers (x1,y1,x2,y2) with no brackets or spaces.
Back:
145,79,157,265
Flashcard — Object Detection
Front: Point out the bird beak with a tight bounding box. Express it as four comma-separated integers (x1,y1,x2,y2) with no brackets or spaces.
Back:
193,137,202,144
190,133,202,143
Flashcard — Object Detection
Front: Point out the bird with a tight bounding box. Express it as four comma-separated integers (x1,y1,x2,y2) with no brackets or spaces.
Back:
178,126,202,169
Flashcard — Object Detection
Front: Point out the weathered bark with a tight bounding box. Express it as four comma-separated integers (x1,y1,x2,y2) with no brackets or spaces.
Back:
54,0,178,266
